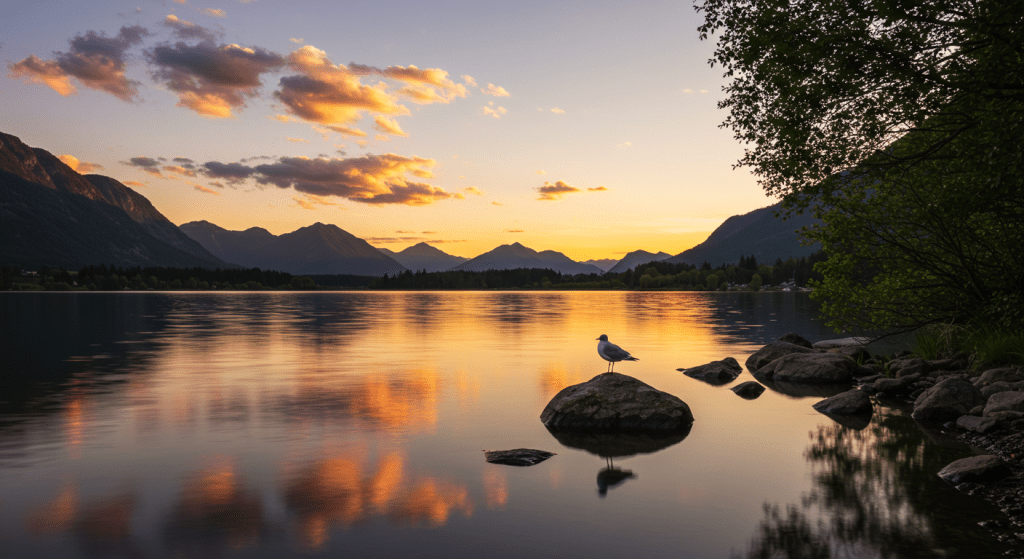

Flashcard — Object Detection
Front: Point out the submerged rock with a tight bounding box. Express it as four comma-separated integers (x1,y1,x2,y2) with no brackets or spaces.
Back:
679,357,742,384
753,353,857,384
540,373,693,431
483,448,555,466
745,341,816,373
937,455,1011,485
812,389,873,416
731,381,766,399
912,377,986,422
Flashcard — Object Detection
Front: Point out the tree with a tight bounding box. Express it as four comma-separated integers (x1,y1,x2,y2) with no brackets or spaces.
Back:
698,0,1024,330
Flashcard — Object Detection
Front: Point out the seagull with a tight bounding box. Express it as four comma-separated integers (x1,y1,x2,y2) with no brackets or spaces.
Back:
596,334,638,373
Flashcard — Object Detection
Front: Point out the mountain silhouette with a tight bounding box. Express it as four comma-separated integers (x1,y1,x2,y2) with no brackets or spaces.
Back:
180,221,407,276
607,250,672,274
378,242,468,272
450,242,604,274
0,131,229,269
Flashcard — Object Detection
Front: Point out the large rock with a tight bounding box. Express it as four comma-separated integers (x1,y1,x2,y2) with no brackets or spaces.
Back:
777,332,813,349
828,344,872,364
812,337,870,350
731,381,766,399
984,391,1024,417
745,341,816,373
891,357,930,378
540,373,694,431
956,415,1001,434
912,377,986,422
483,449,555,466
812,389,873,416
973,367,1024,388
679,357,742,384
752,353,856,384
937,455,1012,485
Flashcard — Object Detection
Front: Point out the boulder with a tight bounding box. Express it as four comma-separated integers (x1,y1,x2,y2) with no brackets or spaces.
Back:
777,332,813,349
937,455,1012,485
731,381,766,399
892,358,930,378
829,344,872,364
745,341,816,373
762,379,852,398
812,337,871,350
679,357,742,384
979,381,1021,399
483,449,555,466
956,415,1001,435
812,389,873,416
540,373,694,431
973,367,1024,388
911,378,986,422
753,353,856,384
874,377,911,397
984,391,1024,417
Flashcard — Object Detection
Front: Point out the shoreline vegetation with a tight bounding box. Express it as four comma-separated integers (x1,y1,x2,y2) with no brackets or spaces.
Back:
0,252,824,292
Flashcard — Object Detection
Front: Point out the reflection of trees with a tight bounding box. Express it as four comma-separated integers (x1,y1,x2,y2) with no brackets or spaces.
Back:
737,406,1010,558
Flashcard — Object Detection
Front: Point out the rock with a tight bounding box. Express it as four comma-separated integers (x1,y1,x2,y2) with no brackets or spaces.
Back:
540,373,694,431
853,365,877,378
980,381,1019,399
956,415,1001,434
984,391,1024,416
753,353,856,384
829,345,872,364
987,410,1024,422
679,357,742,384
745,341,816,373
484,449,555,466
777,332,813,349
937,455,1012,485
969,405,985,416
892,358,930,378
974,367,1024,387
912,377,986,422
731,381,766,399
545,426,691,458
874,377,910,397
812,337,871,350
812,389,873,416
761,379,853,398
928,358,963,372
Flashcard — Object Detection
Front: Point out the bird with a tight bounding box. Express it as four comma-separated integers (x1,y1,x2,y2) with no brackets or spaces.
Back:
596,334,638,373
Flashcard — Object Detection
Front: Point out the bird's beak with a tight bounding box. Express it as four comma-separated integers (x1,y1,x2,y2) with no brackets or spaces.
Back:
595,337,600,340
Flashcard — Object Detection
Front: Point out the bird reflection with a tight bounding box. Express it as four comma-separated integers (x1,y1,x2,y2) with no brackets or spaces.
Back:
596,457,637,497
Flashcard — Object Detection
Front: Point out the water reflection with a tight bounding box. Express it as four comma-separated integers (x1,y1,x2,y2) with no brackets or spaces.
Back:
26,484,139,557
736,405,1012,558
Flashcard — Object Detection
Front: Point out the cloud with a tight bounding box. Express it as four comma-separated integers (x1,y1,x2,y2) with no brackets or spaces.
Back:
588,186,608,191
421,230,437,234
162,15,219,42
148,41,286,117
550,108,565,114
700,89,708,93
192,183,220,194
482,102,506,119
123,180,146,187
349,62,467,103
536,180,581,201
289,38,304,44
202,161,256,183
535,170,545,175
286,137,310,143
682,88,694,94
8,26,148,101
505,229,524,233
123,156,165,177
373,115,407,137
618,141,632,147
462,186,484,196
200,8,226,18
275,46,410,126
374,134,390,141
293,194,340,209
58,154,104,173
162,164,197,177
482,83,509,97
492,201,502,206
365,236,428,243
462,75,476,87
253,153,457,205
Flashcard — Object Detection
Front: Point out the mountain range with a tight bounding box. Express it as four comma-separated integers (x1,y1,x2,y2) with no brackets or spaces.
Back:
0,130,819,276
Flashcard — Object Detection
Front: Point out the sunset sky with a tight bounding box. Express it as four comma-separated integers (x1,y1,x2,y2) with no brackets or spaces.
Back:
3,0,774,261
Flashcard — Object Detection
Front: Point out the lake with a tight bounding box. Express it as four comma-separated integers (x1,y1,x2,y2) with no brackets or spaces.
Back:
0,291,1012,558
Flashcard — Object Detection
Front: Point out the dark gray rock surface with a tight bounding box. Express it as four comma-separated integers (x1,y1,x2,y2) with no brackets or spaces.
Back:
679,357,742,384
540,373,694,431
973,367,1024,388
745,341,817,373
777,332,813,349
812,389,873,416
937,455,1012,485
912,377,986,422
731,381,766,399
753,353,856,384
984,391,1024,417
483,449,555,466
956,415,1001,435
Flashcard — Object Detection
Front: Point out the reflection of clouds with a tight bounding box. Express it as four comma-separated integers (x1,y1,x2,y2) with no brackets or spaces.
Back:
26,484,77,533
26,484,138,555
282,452,472,548
483,469,508,510
163,457,266,552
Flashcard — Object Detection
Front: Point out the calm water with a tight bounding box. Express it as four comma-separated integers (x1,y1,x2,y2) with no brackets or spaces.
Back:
0,291,1011,558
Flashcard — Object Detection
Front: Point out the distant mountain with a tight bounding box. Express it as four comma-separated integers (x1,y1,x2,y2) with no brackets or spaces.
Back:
450,242,604,275
0,131,230,270
180,221,407,276
607,250,672,274
380,242,468,273
581,258,618,272
663,203,819,267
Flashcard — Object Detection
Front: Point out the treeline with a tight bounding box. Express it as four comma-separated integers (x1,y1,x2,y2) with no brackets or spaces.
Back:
1,264,324,291
371,252,825,290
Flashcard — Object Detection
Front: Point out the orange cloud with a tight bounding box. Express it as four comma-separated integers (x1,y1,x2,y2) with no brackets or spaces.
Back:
462,186,484,195
482,103,506,119
551,107,565,114
58,154,104,173
492,201,503,206
373,115,407,137
200,8,226,18
286,137,310,143
462,75,477,87
536,180,580,200
163,164,197,177
276,46,410,126
294,194,340,210
192,183,220,195
588,186,609,191
123,180,146,187
482,83,509,97
148,42,285,118
162,14,219,42
350,63,467,103
506,228,524,232
8,26,148,101
253,153,457,205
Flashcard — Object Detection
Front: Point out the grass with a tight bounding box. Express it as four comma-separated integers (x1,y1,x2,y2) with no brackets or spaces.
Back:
914,323,1024,370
